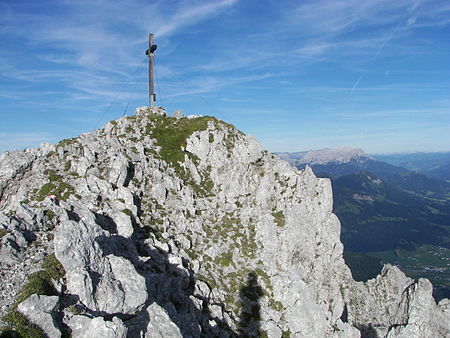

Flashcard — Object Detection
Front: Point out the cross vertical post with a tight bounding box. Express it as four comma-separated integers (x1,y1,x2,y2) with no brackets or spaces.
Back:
147,34,156,108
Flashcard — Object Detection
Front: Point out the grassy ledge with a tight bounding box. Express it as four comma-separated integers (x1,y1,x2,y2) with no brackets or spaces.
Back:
0,254,65,337
145,115,234,197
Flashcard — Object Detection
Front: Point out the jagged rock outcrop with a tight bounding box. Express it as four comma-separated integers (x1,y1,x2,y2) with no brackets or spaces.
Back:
0,106,448,337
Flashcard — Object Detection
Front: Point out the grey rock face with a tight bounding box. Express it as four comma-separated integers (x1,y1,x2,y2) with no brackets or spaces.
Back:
0,107,448,337
135,105,167,116
54,212,147,314
385,278,450,337
68,315,127,338
0,227,27,265
17,294,61,338
173,110,184,119
131,303,183,338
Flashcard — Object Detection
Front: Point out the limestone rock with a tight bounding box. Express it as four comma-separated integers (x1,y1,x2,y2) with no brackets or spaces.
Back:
17,294,61,338
135,106,166,116
173,110,184,119
0,224,28,265
68,315,127,338
54,213,147,314
385,278,450,338
144,303,183,338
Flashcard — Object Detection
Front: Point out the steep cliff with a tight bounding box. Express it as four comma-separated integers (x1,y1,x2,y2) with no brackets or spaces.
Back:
0,107,448,337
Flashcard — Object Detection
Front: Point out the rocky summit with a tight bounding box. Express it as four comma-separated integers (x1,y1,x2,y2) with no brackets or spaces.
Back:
0,106,448,337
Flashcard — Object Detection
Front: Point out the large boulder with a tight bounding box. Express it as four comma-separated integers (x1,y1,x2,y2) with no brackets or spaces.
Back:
54,209,147,315
68,315,127,338
17,294,61,338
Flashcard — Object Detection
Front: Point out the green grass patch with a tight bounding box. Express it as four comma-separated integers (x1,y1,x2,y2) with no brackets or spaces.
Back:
272,211,286,227
281,329,292,338
144,115,240,197
268,299,284,311
58,137,78,147
64,161,71,172
45,151,57,158
145,115,225,197
0,229,7,239
216,251,233,267
146,115,217,165
121,209,133,217
1,254,65,337
0,311,47,338
36,181,75,202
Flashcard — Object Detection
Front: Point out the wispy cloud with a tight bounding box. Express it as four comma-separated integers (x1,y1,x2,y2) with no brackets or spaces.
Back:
294,42,332,58
0,0,240,107
164,73,275,98
154,0,238,37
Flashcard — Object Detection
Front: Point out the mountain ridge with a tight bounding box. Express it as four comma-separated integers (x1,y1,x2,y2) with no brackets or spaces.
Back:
276,147,370,166
278,148,450,198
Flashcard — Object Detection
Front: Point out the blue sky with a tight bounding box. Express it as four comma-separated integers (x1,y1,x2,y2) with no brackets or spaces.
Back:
1,0,450,154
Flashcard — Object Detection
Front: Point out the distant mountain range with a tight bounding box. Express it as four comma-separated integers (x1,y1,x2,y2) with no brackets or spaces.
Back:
276,148,450,299
277,147,368,165
277,148,450,200
373,151,450,182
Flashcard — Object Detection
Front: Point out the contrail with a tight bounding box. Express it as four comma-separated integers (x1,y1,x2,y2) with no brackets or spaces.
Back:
351,18,405,94
350,73,366,94
374,19,404,59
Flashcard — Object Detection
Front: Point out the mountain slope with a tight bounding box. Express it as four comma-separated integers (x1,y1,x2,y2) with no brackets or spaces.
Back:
427,162,450,182
385,171,450,200
373,151,450,172
0,107,448,337
279,148,450,201
374,151,450,181
330,172,450,252
297,158,408,180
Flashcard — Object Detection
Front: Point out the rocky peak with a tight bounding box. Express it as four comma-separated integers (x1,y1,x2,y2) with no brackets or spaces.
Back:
277,148,370,167
0,107,448,337
299,147,370,165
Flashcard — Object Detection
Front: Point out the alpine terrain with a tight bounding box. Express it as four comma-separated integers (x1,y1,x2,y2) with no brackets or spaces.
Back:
277,148,450,301
0,107,449,337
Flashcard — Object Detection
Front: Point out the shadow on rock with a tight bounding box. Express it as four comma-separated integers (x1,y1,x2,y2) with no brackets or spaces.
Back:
92,217,237,337
238,272,263,337
355,323,380,338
